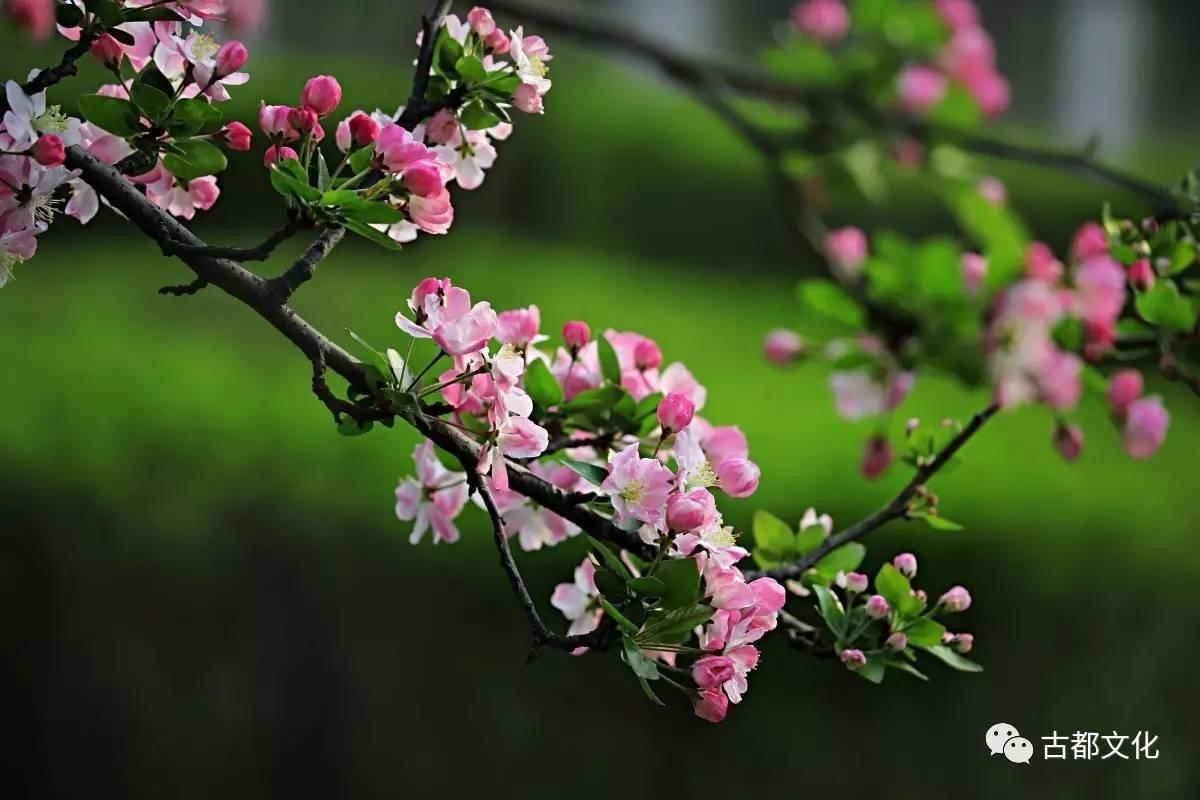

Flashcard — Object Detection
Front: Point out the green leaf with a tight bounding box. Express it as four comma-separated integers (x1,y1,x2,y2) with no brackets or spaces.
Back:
162,138,227,181
593,567,627,600
459,100,501,130
565,459,609,487
524,358,563,408
455,56,488,83
923,644,984,672
331,197,405,225
653,557,701,610
622,637,660,679
434,28,465,77
928,84,982,129
1168,239,1197,276
627,576,666,596
636,674,665,706
637,603,713,643
85,0,126,26
348,143,376,173
131,84,171,120
1137,280,1197,332
55,2,84,27
316,150,332,191
597,334,622,384
751,509,796,568
344,219,404,251
950,189,1029,287
270,159,321,202
587,535,633,581
760,40,842,87
874,564,912,608
598,596,639,634
798,280,866,329
814,543,866,581
856,657,886,684
336,416,373,436
77,94,141,137
812,584,846,638
169,97,223,136
886,660,929,681
794,523,828,554
345,329,395,387
920,514,965,531
903,617,946,647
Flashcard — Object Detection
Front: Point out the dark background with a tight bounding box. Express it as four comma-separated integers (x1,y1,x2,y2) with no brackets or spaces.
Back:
1,1,1198,797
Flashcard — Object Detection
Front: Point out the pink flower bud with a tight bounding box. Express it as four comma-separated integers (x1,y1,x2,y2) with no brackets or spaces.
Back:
935,0,979,31
792,0,850,42
347,112,380,147
764,329,805,364
1107,370,1144,417
965,69,1010,118
865,594,890,619
403,161,445,198
634,338,663,371
1052,423,1084,463
885,632,908,651
288,106,320,136
952,632,974,653
716,458,760,498
263,144,299,167
914,588,928,605
221,121,252,151
467,6,496,36
31,134,64,167
704,426,748,464
485,28,511,54
693,688,729,723
563,321,590,350
860,436,893,481
977,176,1006,206
90,33,124,67
667,490,715,533
496,306,540,346
840,649,867,670
1026,241,1064,283
301,75,342,116
513,83,545,114
892,553,918,579
962,252,988,294
824,226,868,278
658,393,695,433
258,103,297,139
939,585,972,613
1128,258,1156,292
1072,222,1109,262
6,0,55,40
897,65,948,114
843,572,868,594
215,40,249,77
1124,396,1169,460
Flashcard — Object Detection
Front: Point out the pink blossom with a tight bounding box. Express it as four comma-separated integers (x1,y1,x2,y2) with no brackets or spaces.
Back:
860,435,893,480
792,0,850,42
1053,423,1084,463
408,187,455,235
1026,241,1064,283
825,226,868,279
658,393,695,433
301,75,341,115
1071,222,1109,262
550,557,602,646
348,112,381,148
951,633,974,653
31,134,64,167
764,329,805,364
830,369,913,420
91,33,125,67
376,123,436,172
467,6,497,36
478,415,549,491
144,168,219,220
840,649,867,670
496,305,541,346
395,441,469,545
1038,351,1082,411
510,26,553,95
600,444,675,527
978,176,1006,206
939,585,972,612
692,655,737,690
1128,259,1156,292
962,68,1010,117
666,489,717,532
5,0,55,39
693,688,729,723
396,280,496,356
552,342,601,400
633,338,663,371
704,426,748,464
1107,370,1144,417
842,572,868,593
434,128,498,190
897,65,948,114
886,632,908,650
402,161,446,198
716,458,760,498
263,144,298,166
484,28,511,54
893,553,918,578
258,103,298,140
563,320,590,350
221,121,252,151
215,40,249,76
963,252,988,294
657,362,707,411
1124,396,1169,460
1075,256,1126,326
513,83,545,114
935,0,979,31
941,27,995,80
865,595,890,619
226,0,268,31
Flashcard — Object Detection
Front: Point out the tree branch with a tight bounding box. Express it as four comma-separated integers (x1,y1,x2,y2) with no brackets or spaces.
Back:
0,30,100,114
396,0,456,130
265,224,345,301
163,217,301,263
747,403,1000,582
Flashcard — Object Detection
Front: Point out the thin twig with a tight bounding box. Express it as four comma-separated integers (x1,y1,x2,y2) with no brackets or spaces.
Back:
747,403,1001,582
396,0,455,130
163,218,301,263
266,225,346,301
0,32,99,114
157,278,209,296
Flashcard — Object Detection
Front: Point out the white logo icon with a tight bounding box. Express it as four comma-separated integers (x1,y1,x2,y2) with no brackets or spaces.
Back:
1004,737,1034,764
986,722,1020,756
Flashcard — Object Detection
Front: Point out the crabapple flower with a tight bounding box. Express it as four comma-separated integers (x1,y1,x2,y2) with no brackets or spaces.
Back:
1026,241,1064,283
5,0,55,40
338,111,380,151
396,280,496,355
434,128,498,190
408,187,455,235
1072,222,1109,262
91,34,125,68
467,6,496,36
600,444,674,527
693,689,729,723
792,0,850,42
145,170,219,220
496,306,542,347
830,369,914,421
1124,396,1169,460
716,458,760,498
704,426,749,464
563,320,590,350
1128,258,1156,292
509,26,552,95
764,329,805,364
513,83,545,114
395,441,469,545
840,649,867,670
221,121,252,151
376,123,436,171
657,362,707,411
402,161,445,197
301,75,342,115
666,489,717,532
1107,370,1144,417
897,65,948,114
843,572,868,594
478,415,549,492
825,226,868,280
962,252,987,294
3,80,69,150
0,221,37,288
692,655,737,690
264,144,298,166
886,632,909,651
31,134,64,167
950,633,975,654
936,0,979,31
215,40,249,77
259,104,298,140
865,595,890,619
657,393,695,433
550,557,602,645
939,586,972,613
893,553,918,579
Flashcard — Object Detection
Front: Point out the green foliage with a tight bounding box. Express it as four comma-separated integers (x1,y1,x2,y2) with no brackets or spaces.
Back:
163,138,228,181
77,94,141,138
798,280,866,329
524,358,564,409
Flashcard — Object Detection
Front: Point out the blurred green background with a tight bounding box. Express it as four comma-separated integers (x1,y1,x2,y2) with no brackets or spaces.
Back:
2,1,1198,798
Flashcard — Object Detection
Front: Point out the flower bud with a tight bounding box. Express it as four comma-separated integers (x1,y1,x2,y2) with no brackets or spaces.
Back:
288,106,320,136
890,553,916,579
865,594,890,619
1052,423,1084,463
939,585,972,613
657,393,695,433
467,6,496,36
634,338,663,371
692,654,736,689
90,33,124,67
693,688,728,723
1128,258,1156,292
301,74,342,116
824,226,868,278
764,329,805,364
913,588,928,605
403,161,445,198
221,121,252,151
1106,369,1143,418
792,0,850,42
897,65,948,114
563,320,590,350
962,252,988,294
258,103,296,139
1125,396,1169,460
667,490,712,532
348,112,381,147
840,649,867,670
952,633,974,654
716,458,760,498
513,83,544,114
1026,241,1064,283
885,632,908,651
977,176,1006,206
842,572,868,594
215,40,249,77
31,134,64,167
1071,222,1109,262
484,28,511,54
860,436,893,481
263,144,299,167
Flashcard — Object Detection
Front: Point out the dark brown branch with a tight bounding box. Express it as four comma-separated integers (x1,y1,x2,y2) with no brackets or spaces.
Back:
266,224,345,301
396,0,455,130
490,0,1178,212
0,31,99,115
157,278,209,296
747,403,1001,582
164,218,300,263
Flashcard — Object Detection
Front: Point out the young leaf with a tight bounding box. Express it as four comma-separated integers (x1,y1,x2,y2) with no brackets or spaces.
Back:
131,84,171,119
812,584,846,639
459,100,501,130
597,334,622,384
634,392,663,420
344,219,404,251
455,55,488,83
856,657,886,685
627,576,667,596
813,542,866,581
636,603,713,643
597,596,639,634
586,535,633,581
77,94,141,137
565,459,609,487
653,557,701,610
1136,280,1197,332
794,523,828,554
524,358,564,408
163,138,228,181
751,509,796,568
270,159,321,202
903,617,946,647
920,514,965,531
798,280,866,328
923,644,984,672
